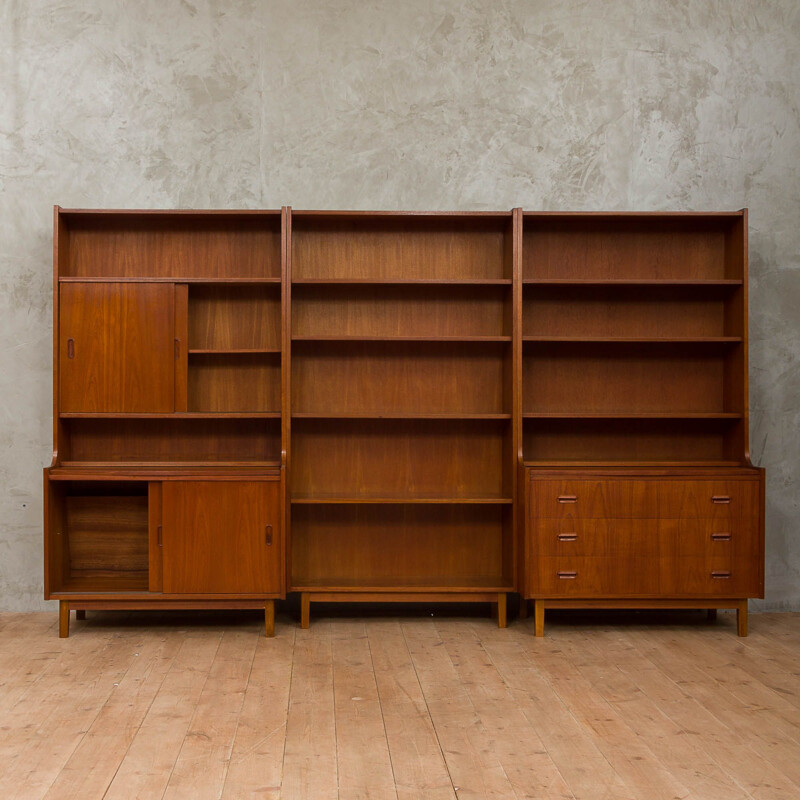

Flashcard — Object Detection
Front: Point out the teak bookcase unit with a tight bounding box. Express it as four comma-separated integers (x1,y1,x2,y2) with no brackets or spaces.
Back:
45,209,288,637
520,211,764,635
288,211,518,626
44,207,765,637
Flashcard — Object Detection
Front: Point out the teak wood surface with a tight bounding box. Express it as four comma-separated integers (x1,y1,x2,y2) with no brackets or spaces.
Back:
44,207,764,635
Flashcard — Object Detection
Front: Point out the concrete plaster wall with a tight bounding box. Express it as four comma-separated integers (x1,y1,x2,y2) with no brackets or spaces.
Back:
1,0,798,610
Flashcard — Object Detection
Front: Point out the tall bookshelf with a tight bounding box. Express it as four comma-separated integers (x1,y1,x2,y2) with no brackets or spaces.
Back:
287,211,518,626
44,206,764,638
45,210,287,637
520,212,764,635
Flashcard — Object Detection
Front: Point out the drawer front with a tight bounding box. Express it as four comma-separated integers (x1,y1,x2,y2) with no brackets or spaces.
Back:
658,480,759,521
531,480,658,519
526,474,763,598
535,556,657,596
531,518,662,558
660,517,761,596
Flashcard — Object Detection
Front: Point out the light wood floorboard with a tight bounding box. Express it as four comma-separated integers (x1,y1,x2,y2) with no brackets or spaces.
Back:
0,610,798,799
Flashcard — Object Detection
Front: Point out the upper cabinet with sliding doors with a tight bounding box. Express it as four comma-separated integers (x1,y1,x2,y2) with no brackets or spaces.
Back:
60,282,176,413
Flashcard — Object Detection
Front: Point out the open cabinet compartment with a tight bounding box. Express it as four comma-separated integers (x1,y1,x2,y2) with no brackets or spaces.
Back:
62,417,281,465
46,480,150,594
290,503,513,591
58,211,282,280
291,212,513,282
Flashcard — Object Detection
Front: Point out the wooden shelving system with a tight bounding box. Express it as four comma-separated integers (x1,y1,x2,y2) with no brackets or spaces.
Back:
44,207,764,637
520,212,765,635
287,211,518,626
45,209,288,637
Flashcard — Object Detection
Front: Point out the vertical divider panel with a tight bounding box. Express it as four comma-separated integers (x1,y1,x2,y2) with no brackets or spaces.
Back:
512,208,523,592
148,481,163,592
174,284,188,412
282,207,292,592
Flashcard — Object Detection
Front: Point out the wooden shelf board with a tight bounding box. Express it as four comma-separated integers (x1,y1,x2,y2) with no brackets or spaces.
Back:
522,460,743,468
292,278,512,285
60,412,281,419
289,580,514,592
292,335,511,342
523,278,742,287
522,412,742,420
59,277,282,284
292,412,511,420
50,463,281,480
522,336,742,344
56,577,149,593
188,349,281,354
290,496,514,504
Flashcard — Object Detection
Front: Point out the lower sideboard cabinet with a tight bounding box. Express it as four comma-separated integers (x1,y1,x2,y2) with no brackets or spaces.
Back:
44,474,284,638
524,470,765,637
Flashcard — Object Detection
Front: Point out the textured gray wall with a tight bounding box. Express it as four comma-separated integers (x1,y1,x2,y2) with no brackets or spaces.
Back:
1,0,798,611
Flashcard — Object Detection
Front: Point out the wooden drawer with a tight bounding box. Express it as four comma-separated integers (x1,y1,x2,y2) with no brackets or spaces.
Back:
659,517,761,596
531,518,662,558
657,480,759,521
534,556,657,596
531,480,658,519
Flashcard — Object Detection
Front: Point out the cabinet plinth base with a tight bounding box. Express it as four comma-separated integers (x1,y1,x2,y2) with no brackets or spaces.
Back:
55,599,279,638
298,591,509,629
530,598,750,638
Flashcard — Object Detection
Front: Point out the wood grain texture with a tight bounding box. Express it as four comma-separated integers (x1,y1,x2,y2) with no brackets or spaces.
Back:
292,215,510,281
189,284,281,350
292,283,509,338
293,341,507,415
60,282,175,413
161,481,282,595
65,417,281,464
290,504,510,590
290,419,510,500
63,213,281,279
522,215,738,280
2,612,799,798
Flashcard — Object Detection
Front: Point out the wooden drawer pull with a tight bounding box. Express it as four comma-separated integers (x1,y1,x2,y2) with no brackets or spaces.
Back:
710,532,732,541
557,533,578,541
711,495,731,504
557,570,578,579
711,571,731,579
557,495,578,504
265,525,273,545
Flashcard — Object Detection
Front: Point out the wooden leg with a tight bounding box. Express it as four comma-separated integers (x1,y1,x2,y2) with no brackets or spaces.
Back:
518,598,529,620
707,609,717,622
59,601,70,638
300,592,310,629
534,599,545,638
265,601,275,638
497,593,507,628
737,601,748,637
76,610,86,620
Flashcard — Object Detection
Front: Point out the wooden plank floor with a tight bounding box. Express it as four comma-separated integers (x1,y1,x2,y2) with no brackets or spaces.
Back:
0,609,799,799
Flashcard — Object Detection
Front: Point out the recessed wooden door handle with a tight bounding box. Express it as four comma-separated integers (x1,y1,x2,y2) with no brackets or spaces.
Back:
557,570,578,579
157,525,162,547
67,338,75,359
265,525,273,545
711,496,731,504
711,570,731,579
557,495,578,504
174,338,181,359
557,533,578,541
711,532,732,541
